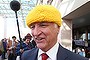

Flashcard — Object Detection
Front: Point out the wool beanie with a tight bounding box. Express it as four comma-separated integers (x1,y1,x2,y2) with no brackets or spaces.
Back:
26,5,62,27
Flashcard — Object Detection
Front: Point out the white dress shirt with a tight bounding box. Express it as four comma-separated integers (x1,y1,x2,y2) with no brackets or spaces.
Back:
38,42,59,60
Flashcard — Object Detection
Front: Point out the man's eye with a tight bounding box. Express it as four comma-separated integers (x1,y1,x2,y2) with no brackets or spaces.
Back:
40,24,48,27
30,25,35,29
40,24,46,26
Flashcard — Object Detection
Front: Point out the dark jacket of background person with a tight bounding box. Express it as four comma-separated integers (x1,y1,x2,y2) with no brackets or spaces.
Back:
0,50,2,56
0,39,4,56
16,42,32,56
2,38,7,59
85,47,90,58
16,33,34,60
31,40,36,48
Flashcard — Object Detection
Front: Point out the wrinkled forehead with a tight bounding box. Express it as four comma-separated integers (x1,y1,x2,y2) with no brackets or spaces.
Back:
30,22,59,28
30,22,55,26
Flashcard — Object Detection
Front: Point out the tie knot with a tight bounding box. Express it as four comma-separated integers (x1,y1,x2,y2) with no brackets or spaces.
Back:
41,53,48,60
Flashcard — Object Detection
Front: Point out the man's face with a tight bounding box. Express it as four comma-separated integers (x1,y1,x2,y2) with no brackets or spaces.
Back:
25,39,30,44
12,38,16,41
30,22,60,52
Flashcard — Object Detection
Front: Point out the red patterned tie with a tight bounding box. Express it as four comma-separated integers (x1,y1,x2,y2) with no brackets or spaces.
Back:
41,53,48,60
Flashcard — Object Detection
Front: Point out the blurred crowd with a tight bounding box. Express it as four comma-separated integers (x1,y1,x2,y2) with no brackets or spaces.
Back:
0,33,90,60
72,40,90,58
0,33,36,60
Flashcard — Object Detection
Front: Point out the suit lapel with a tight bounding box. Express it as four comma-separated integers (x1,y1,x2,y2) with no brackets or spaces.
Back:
30,44,68,60
29,48,39,60
57,44,68,60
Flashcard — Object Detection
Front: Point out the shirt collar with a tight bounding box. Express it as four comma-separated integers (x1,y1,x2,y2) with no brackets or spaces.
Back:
38,42,59,60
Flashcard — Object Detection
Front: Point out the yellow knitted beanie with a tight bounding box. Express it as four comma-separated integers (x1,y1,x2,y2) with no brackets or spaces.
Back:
26,5,62,27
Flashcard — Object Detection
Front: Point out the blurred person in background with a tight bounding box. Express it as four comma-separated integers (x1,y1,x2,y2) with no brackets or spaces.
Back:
2,38,7,60
0,39,4,60
7,36,18,60
31,39,36,48
85,47,90,58
16,33,34,60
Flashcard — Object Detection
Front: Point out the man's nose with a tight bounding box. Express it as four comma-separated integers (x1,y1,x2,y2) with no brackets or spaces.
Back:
32,26,41,36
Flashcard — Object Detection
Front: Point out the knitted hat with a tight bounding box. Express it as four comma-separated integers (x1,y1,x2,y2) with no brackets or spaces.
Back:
26,5,62,27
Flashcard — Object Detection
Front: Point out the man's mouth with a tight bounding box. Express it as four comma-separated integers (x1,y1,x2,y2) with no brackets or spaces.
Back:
34,37,44,41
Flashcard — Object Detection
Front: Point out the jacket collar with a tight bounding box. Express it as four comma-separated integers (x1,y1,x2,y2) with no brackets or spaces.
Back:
57,44,68,60
29,48,39,60
33,44,68,60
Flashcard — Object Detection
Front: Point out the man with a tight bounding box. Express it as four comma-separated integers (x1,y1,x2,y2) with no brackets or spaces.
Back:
2,38,7,59
21,5,88,60
16,33,32,60
0,39,4,56
7,36,18,60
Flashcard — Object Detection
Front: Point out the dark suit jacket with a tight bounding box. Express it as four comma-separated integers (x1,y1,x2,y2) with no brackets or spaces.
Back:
21,44,88,60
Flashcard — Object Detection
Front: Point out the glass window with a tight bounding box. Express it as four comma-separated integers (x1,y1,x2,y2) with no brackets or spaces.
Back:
88,33,90,40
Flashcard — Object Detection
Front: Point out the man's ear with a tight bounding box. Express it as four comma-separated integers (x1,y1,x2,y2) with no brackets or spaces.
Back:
57,27,60,34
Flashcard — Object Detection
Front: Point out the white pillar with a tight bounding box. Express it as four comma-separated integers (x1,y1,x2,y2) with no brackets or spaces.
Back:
0,16,4,40
59,20,72,51
4,17,7,38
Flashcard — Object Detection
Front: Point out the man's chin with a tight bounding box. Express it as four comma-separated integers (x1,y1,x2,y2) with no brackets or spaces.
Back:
37,44,45,49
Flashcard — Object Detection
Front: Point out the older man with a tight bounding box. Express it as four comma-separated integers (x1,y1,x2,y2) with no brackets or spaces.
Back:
21,5,88,60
